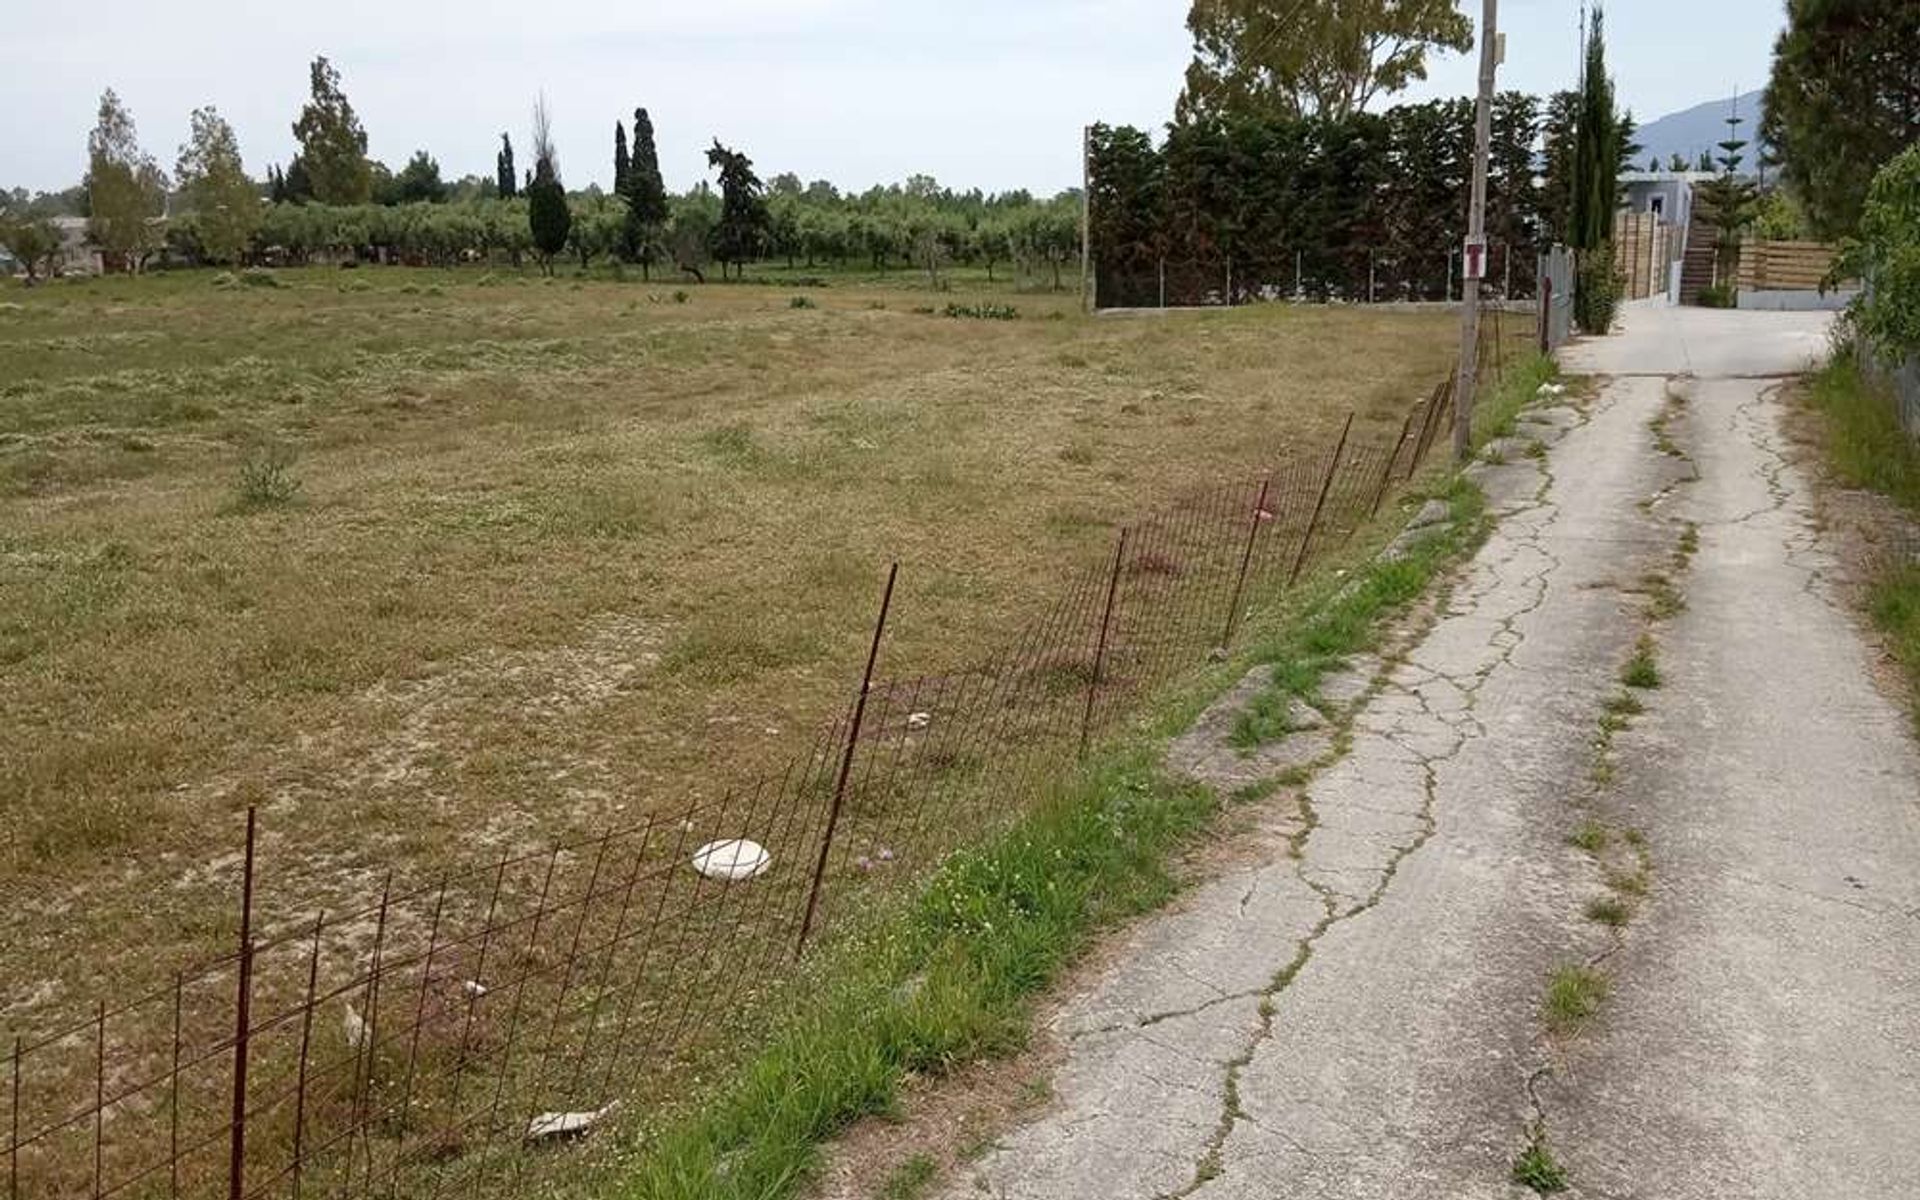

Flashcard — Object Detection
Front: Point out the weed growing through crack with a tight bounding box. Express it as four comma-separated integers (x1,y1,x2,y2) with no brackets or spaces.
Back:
1640,572,1686,620
1676,521,1700,560
1621,636,1661,689
1544,965,1609,1033
1584,895,1632,926
1602,691,1644,720
1569,821,1610,854
1605,864,1650,897
1512,1138,1570,1193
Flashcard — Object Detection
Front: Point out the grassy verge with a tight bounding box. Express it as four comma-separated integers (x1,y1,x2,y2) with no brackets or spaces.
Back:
1231,477,1485,748
601,478,1493,1200
1473,351,1559,447
1229,353,1547,747
1805,357,1920,729
1807,358,1920,510
1871,566,1920,732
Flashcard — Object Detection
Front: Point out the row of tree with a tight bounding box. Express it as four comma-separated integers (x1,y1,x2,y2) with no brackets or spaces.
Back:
147,187,1081,283
0,55,1083,284
1087,88,1635,307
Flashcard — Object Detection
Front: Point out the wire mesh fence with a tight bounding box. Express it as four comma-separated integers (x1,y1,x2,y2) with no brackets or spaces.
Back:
1095,242,1538,309
4,327,1527,1200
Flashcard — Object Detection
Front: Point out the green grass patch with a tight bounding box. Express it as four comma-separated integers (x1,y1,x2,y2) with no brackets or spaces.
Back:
1804,358,1920,733
616,753,1214,1199
1231,477,1485,747
1806,358,1920,513
1621,636,1661,689
1512,1138,1570,1194
1471,351,1557,446
1870,565,1920,734
1543,965,1609,1034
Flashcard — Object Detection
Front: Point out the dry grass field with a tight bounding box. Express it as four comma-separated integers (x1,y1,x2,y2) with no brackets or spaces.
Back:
0,266,1461,1033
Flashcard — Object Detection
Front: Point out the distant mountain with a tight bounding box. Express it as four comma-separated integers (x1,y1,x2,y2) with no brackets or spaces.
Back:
1630,89,1767,171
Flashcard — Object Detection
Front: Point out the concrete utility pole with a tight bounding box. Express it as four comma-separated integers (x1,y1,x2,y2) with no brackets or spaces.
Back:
1454,0,1500,463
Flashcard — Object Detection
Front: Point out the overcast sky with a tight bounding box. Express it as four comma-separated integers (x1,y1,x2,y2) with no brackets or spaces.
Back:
1,0,1786,197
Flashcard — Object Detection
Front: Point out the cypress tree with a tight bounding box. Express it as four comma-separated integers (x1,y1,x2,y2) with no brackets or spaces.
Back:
614,121,630,196
1569,10,1618,253
497,133,517,199
526,98,571,273
622,107,670,278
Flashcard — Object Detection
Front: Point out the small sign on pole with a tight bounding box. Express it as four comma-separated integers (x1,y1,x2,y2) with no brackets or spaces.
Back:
1462,234,1488,282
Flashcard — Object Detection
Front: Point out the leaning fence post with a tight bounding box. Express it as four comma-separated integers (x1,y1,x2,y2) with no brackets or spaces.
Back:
1412,378,1451,469
290,915,323,1199
227,806,257,1200
1371,413,1413,517
92,1002,105,1199
1081,529,1128,758
1289,415,1354,586
10,1036,20,1200
797,561,898,958
1220,481,1271,649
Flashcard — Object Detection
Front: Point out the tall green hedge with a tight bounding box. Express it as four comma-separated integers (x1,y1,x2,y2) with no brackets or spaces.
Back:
1088,94,1544,307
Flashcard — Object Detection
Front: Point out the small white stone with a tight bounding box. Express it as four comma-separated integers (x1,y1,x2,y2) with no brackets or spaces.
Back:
906,711,932,731
525,1102,618,1143
691,838,771,881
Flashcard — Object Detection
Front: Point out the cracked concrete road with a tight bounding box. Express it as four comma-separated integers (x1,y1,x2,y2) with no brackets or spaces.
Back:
935,306,1920,1200
1545,308,1920,1198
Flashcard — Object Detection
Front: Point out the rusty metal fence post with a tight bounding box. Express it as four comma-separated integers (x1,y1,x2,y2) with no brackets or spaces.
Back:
227,807,257,1200
1412,379,1451,469
1374,411,1416,515
1220,480,1271,648
797,562,898,957
1289,415,1354,586
1081,529,1128,758
1538,274,1552,354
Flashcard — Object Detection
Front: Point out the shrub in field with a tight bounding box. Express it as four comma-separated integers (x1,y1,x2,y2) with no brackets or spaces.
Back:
673,289,689,304
240,267,281,288
233,444,301,510
943,302,1018,320
788,295,817,309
